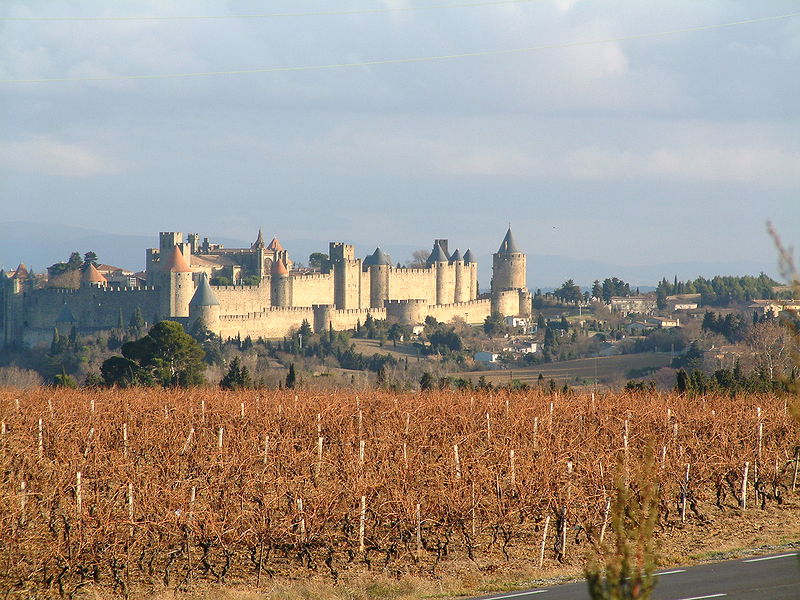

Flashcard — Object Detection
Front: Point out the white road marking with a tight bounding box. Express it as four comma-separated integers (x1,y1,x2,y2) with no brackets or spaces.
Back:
672,594,726,600
487,591,547,599
656,569,687,576
742,552,798,563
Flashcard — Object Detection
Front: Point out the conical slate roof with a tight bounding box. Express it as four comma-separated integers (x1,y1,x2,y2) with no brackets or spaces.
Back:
252,228,265,249
271,258,289,275
497,227,521,254
426,241,448,266
463,249,476,263
449,248,463,263
190,275,220,306
12,263,28,279
163,246,191,273
81,263,107,284
56,302,77,323
371,247,392,266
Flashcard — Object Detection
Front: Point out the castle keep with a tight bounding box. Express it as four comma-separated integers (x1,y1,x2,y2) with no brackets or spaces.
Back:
1,228,531,346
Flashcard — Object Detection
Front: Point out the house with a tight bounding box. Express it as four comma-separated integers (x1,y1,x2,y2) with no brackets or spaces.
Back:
646,316,680,328
665,294,701,312
474,351,500,364
748,299,800,317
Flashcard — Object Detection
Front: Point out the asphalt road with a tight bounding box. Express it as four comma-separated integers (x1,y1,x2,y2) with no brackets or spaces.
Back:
473,552,799,600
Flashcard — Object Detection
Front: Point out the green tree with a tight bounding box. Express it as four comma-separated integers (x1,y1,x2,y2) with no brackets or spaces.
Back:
286,363,297,388
483,312,506,338
298,319,313,338
102,321,206,387
220,357,253,390
555,279,582,304
129,307,146,335
308,252,329,270
419,371,435,391
592,280,603,299
53,370,78,388
83,251,98,267
68,252,83,270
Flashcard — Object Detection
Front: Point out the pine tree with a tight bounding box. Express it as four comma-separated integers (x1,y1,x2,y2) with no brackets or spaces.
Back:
286,363,296,389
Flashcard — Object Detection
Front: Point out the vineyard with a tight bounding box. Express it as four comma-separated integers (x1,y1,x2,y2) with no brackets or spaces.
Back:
0,388,798,598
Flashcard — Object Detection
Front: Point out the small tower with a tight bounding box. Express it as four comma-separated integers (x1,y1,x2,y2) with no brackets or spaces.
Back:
463,249,478,299
270,258,291,307
427,241,451,305
160,245,193,319
450,248,469,303
368,247,392,309
80,263,108,288
189,274,221,335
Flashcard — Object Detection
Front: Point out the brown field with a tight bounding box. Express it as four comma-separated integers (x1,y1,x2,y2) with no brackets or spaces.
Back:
0,388,798,599
464,352,674,386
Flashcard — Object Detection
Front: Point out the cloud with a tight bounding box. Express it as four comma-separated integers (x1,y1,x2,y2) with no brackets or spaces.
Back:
0,136,125,177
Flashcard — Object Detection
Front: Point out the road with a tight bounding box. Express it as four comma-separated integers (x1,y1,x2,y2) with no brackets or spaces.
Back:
473,552,799,600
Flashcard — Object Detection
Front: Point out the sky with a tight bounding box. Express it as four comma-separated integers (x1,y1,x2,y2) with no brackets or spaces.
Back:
1,0,799,273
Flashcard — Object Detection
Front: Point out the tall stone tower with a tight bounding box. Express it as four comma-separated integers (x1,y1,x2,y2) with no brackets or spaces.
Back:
368,247,391,309
427,240,450,305
330,242,361,310
491,227,531,317
160,245,194,319
270,258,291,307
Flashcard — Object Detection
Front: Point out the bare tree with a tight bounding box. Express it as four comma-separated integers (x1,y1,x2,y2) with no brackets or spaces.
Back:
748,320,794,381
406,249,429,268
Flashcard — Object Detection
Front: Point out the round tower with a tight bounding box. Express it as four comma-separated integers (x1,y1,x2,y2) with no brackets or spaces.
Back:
450,249,468,303
463,248,478,299
426,241,450,305
386,299,427,326
160,245,193,319
368,247,391,309
270,259,290,307
189,274,221,334
492,227,526,293
312,304,333,334
80,263,108,289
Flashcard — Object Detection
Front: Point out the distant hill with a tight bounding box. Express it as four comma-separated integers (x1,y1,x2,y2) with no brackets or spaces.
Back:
0,221,777,289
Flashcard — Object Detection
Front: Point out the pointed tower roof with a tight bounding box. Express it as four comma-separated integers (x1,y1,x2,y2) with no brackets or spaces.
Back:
497,227,521,254
163,245,191,273
81,263,107,285
12,263,28,279
267,237,284,252
190,274,220,307
449,248,463,263
252,228,266,249
426,241,449,266
463,249,476,263
56,302,77,323
271,258,289,276
371,247,392,266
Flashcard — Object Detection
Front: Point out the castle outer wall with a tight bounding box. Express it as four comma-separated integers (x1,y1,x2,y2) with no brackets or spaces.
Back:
2,228,528,346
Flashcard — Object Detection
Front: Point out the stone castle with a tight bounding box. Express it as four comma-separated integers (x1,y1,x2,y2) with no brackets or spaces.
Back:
1,228,531,347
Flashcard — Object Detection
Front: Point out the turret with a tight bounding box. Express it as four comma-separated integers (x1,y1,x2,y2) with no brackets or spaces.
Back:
160,245,193,319
189,274,221,334
368,247,392,309
450,249,469,303
427,241,452,305
270,258,290,307
463,249,478,299
491,227,527,317
330,242,361,309
80,263,108,288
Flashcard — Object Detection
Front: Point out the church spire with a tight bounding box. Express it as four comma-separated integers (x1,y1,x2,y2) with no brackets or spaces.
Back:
252,228,265,249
